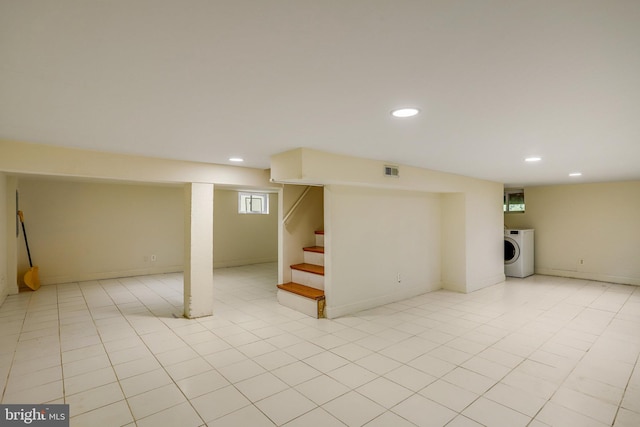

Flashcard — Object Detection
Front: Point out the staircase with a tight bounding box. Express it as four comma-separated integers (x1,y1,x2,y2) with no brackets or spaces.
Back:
277,231,326,318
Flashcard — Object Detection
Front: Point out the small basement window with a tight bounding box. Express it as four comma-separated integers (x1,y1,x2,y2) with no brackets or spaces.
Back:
504,189,525,213
238,192,269,214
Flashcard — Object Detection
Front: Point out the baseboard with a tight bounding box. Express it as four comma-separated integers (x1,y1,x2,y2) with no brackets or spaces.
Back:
535,268,640,286
442,273,506,294
326,284,436,319
441,281,465,293
39,265,183,286
213,257,277,269
466,273,506,293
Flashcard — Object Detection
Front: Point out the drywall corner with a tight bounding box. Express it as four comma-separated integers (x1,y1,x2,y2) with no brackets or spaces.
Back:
0,173,8,303
441,192,467,292
183,183,214,318
270,148,304,183
1,174,18,304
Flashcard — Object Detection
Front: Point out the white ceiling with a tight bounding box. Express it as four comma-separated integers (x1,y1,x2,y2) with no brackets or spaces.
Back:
1,1,639,187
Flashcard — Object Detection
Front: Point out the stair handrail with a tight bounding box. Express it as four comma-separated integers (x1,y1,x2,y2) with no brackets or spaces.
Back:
283,186,311,224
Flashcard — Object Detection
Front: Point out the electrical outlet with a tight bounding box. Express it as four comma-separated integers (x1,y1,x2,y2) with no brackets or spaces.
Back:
579,259,584,265
151,254,157,262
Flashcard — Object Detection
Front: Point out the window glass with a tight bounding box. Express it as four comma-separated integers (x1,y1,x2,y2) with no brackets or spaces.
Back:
504,189,525,213
238,192,269,214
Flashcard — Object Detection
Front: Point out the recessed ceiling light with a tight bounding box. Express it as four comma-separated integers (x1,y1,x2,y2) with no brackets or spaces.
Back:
569,172,582,177
229,157,244,162
525,157,542,162
391,108,420,118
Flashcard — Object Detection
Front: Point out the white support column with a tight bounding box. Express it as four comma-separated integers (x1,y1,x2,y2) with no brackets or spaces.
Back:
183,183,214,318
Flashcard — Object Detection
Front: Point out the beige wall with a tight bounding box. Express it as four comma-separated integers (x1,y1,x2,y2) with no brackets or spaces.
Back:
441,193,466,292
17,178,184,285
0,139,272,187
1,176,18,302
213,189,278,268
505,181,640,285
0,139,281,295
0,173,8,303
325,186,442,317
12,181,279,285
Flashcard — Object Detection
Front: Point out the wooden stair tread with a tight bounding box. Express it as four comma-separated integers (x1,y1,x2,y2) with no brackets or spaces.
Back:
277,282,325,300
303,246,325,253
315,230,324,235
291,263,324,275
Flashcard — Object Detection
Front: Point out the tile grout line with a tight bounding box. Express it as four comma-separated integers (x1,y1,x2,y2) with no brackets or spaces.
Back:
2,268,639,427
523,280,631,426
601,289,637,427
0,292,31,404
96,276,202,426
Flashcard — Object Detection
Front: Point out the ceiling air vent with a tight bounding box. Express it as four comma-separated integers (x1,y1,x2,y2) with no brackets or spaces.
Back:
384,165,399,178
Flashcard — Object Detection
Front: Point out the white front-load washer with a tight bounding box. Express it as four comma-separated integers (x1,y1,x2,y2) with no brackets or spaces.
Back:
504,229,534,278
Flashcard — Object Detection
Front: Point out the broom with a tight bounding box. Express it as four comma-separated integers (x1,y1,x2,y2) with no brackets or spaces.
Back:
18,210,40,290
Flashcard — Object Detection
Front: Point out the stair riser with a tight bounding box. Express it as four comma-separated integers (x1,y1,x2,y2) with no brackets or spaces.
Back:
291,270,324,290
303,251,324,266
277,290,324,318
315,234,324,247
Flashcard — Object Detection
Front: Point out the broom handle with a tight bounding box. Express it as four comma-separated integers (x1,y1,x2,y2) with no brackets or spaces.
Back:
17,211,34,268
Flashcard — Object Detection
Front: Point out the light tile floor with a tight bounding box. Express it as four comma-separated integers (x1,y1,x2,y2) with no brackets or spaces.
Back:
1,263,639,426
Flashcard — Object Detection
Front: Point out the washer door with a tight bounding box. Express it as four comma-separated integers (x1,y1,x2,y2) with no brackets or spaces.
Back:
504,237,520,265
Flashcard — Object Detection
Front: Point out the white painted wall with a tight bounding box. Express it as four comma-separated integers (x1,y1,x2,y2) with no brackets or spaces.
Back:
325,186,442,317
505,181,640,285
271,148,505,312
17,178,184,285
213,189,278,268
464,183,506,292
184,183,214,318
